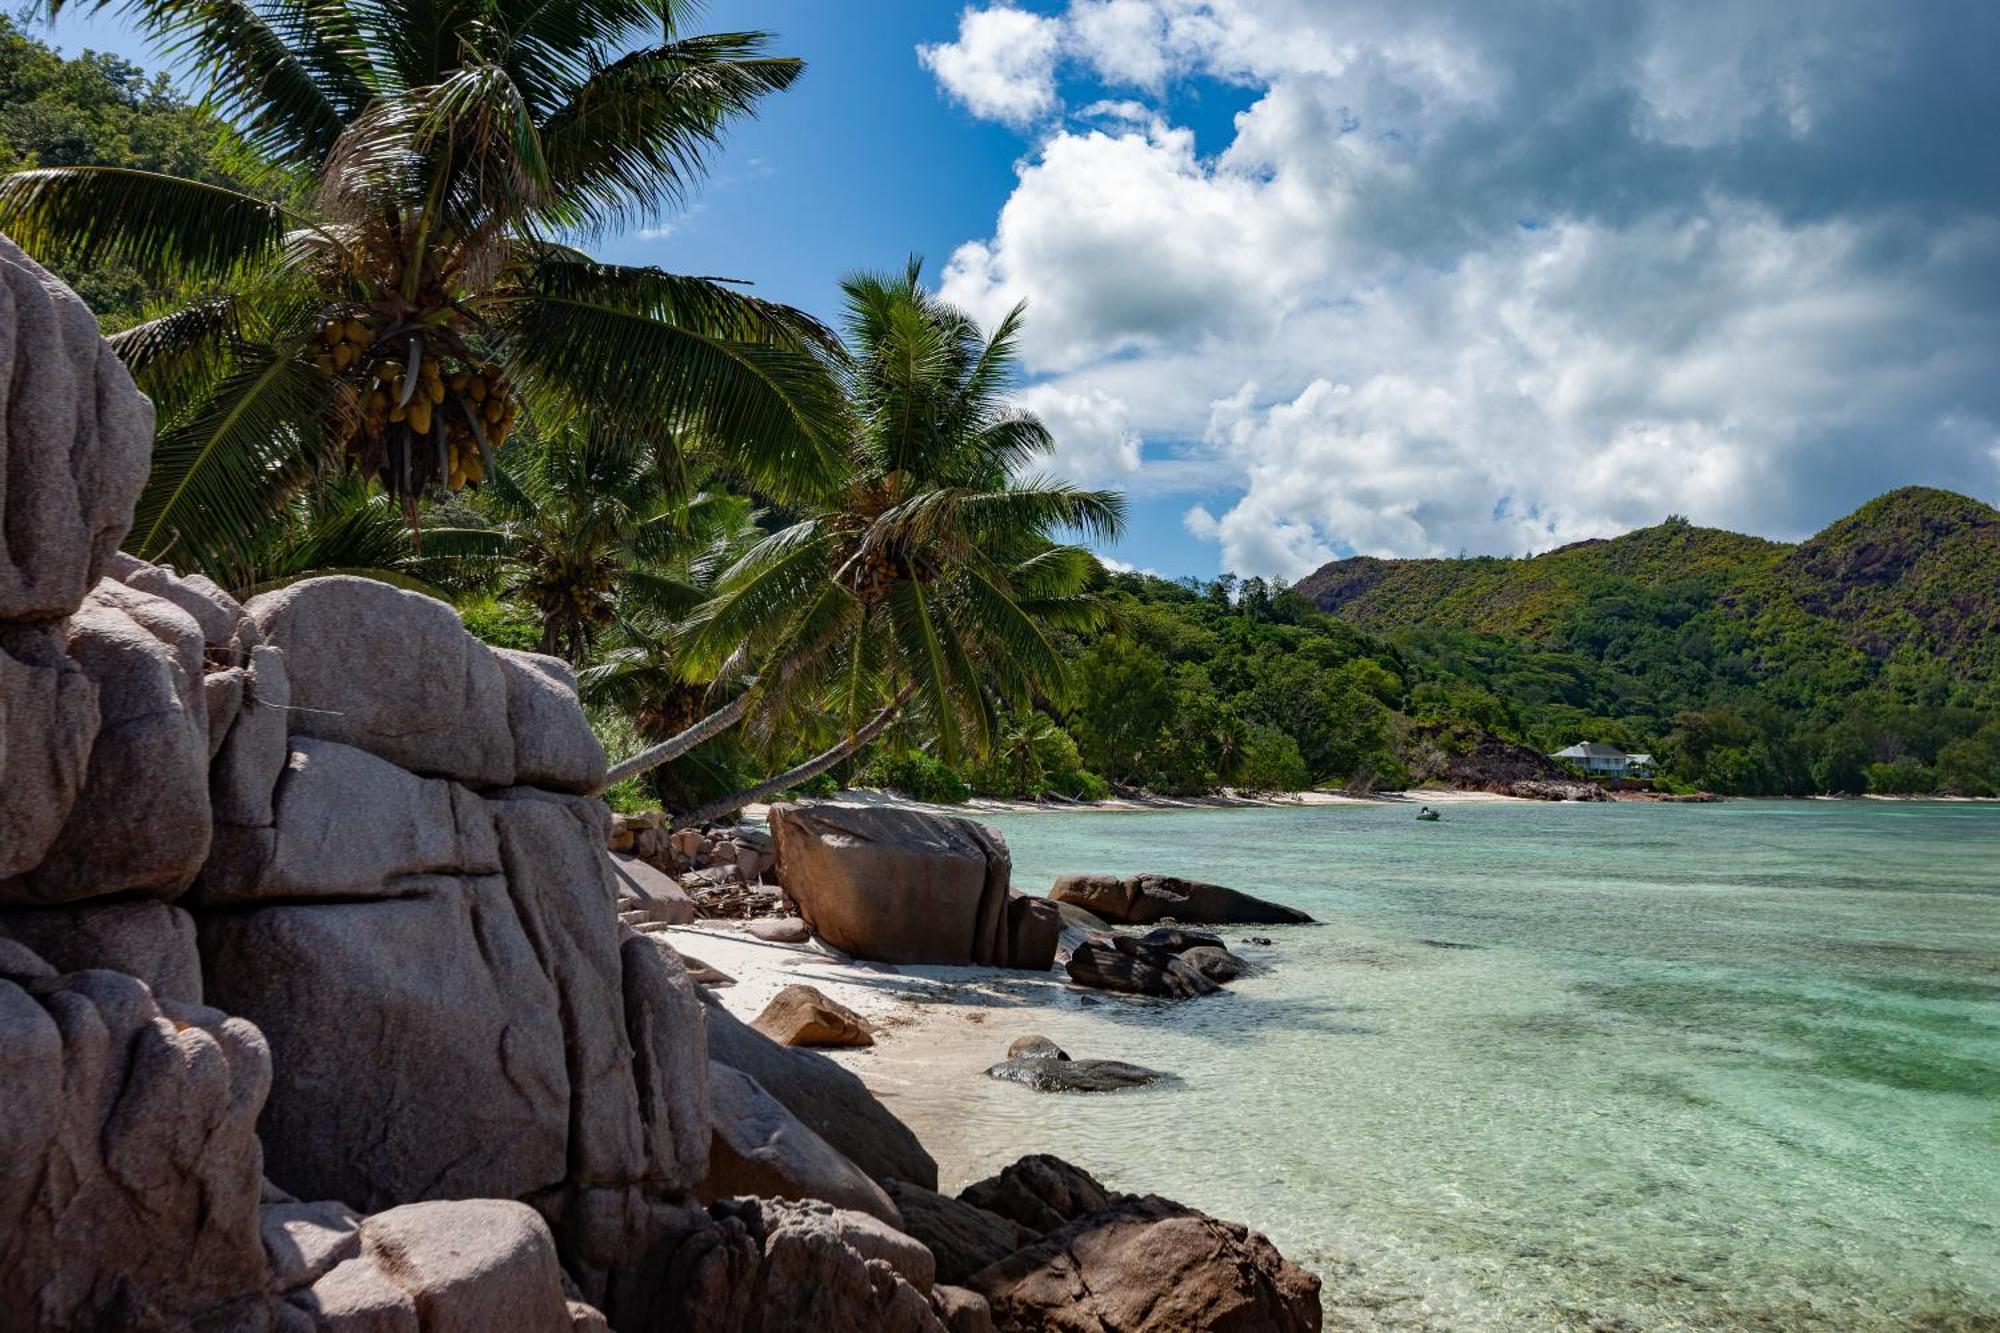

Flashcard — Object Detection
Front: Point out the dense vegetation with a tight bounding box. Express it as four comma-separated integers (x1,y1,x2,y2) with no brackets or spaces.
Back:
7,20,1994,807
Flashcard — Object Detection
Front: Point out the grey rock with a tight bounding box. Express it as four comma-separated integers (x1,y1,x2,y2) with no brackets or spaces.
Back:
1005,894,1060,972
200,876,569,1211
983,1058,1170,1093
883,1181,1033,1287
702,990,938,1190
15,591,212,904
609,852,695,925
248,576,516,786
262,1199,363,1295
200,739,500,903
108,554,252,660
0,237,152,622
0,899,202,1002
930,1284,995,1333
211,642,292,827
703,1062,902,1227
289,1200,579,1333
0,962,269,1330
620,932,712,1192
0,628,95,881
496,649,606,794
490,794,646,1189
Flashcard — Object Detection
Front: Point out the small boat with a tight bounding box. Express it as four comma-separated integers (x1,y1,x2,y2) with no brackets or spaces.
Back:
1416,806,1441,822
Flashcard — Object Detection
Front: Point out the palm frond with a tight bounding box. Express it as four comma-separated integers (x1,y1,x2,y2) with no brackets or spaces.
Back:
0,167,288,281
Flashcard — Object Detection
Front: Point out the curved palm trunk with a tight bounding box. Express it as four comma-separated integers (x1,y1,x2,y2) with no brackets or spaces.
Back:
600,691,752,789
671,682,919,829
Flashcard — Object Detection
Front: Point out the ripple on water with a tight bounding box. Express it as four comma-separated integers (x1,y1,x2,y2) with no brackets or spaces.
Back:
896,800,2000,1332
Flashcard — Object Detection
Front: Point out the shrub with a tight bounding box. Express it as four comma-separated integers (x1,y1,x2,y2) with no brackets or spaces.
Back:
858,751,971,803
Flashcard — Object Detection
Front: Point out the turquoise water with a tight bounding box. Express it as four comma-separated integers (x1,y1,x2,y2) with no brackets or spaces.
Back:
937,800,2000,1331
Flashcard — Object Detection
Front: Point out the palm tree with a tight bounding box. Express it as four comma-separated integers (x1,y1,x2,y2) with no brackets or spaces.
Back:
474,427,753,662
0,0,843,580
639,260,1126,824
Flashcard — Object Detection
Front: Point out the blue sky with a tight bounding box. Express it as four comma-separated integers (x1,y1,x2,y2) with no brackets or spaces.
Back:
33,1,2000,579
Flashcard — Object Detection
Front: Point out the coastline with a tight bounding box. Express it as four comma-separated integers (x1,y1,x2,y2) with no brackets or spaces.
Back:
746,783,1532,822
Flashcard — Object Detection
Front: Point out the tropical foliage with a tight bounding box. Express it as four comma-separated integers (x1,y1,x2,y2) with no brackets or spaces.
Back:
0,0,842,587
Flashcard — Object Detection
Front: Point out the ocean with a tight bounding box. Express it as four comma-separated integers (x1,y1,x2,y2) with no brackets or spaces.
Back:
906,799,2000,1331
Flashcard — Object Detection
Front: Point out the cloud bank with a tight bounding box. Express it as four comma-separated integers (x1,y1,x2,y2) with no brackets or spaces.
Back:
920,0,2000,575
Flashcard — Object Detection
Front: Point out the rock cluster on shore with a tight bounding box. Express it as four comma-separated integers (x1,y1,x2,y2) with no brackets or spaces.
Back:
0,235,1321,1331
1051,871,1314,925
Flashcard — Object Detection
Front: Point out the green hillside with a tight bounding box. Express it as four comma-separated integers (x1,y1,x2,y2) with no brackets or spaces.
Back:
1291,487,2000,795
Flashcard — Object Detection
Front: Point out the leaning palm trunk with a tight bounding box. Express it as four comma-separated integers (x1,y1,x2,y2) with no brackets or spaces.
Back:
671,683,919,828
602,692,752,789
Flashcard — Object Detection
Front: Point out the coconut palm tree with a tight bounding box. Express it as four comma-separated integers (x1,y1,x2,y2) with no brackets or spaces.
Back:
473,426,755,662
623,260,1126,823
0,0,843,580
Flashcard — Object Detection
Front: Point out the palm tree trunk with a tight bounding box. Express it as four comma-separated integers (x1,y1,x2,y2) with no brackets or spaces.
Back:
671,683,919,828
600,691,752,789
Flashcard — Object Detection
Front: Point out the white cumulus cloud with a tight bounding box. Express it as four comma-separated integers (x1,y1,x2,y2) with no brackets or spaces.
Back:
921,0,2000,573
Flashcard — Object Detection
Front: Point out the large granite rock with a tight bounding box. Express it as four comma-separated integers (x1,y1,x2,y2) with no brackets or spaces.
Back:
0,899,202,1003
883,1182,1033,1287
1064,933,1222,999
769,803,1030,967
284,1199,587,1332
703,990,938,1190
247,575,519,786
200,876,571,1211
0,235,151,623
497,649,608,793
620,932,713,1192
12,587,213,904
0,945,270,1330
0,625,95,882
674,1198,948,1333
1050,873,1312,925
968,1194,1322,1333
704,1062,902,1227
198,737,501,903
611,852,695,926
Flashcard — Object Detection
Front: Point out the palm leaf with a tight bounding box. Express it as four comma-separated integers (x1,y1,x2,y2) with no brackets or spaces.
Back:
0,167,288,282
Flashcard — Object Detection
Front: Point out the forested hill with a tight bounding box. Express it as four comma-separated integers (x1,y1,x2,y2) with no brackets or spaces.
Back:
1279,486,2000,794
1298,487,2000,683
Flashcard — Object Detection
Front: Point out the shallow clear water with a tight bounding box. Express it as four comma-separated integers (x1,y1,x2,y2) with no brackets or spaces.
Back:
912,800,2000,1331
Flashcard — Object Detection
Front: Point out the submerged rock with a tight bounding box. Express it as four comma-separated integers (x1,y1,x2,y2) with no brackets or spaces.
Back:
984,1057,1171,1093
1138,925,1225,953
1051,872,1313,926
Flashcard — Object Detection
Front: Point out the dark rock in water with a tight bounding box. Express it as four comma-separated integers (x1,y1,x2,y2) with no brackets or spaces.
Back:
984,1058,1170,1093
1138,926,1224,954
1178,945,1249,982
1006,1034,1069,1061
1418,938,1480,951
1051,872,1312,925
1242,935,1274,947
1064,934,1220,999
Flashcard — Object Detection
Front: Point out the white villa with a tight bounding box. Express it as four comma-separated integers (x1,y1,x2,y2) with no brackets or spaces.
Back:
1550,742,1656,778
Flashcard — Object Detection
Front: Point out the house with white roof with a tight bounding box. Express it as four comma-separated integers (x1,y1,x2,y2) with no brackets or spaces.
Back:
1550,743,1656,778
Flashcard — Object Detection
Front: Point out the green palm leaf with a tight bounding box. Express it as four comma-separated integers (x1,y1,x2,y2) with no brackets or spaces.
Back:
0,168,288,281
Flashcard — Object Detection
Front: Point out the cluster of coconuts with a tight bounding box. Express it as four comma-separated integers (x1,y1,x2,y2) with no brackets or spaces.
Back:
313,314,517,497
